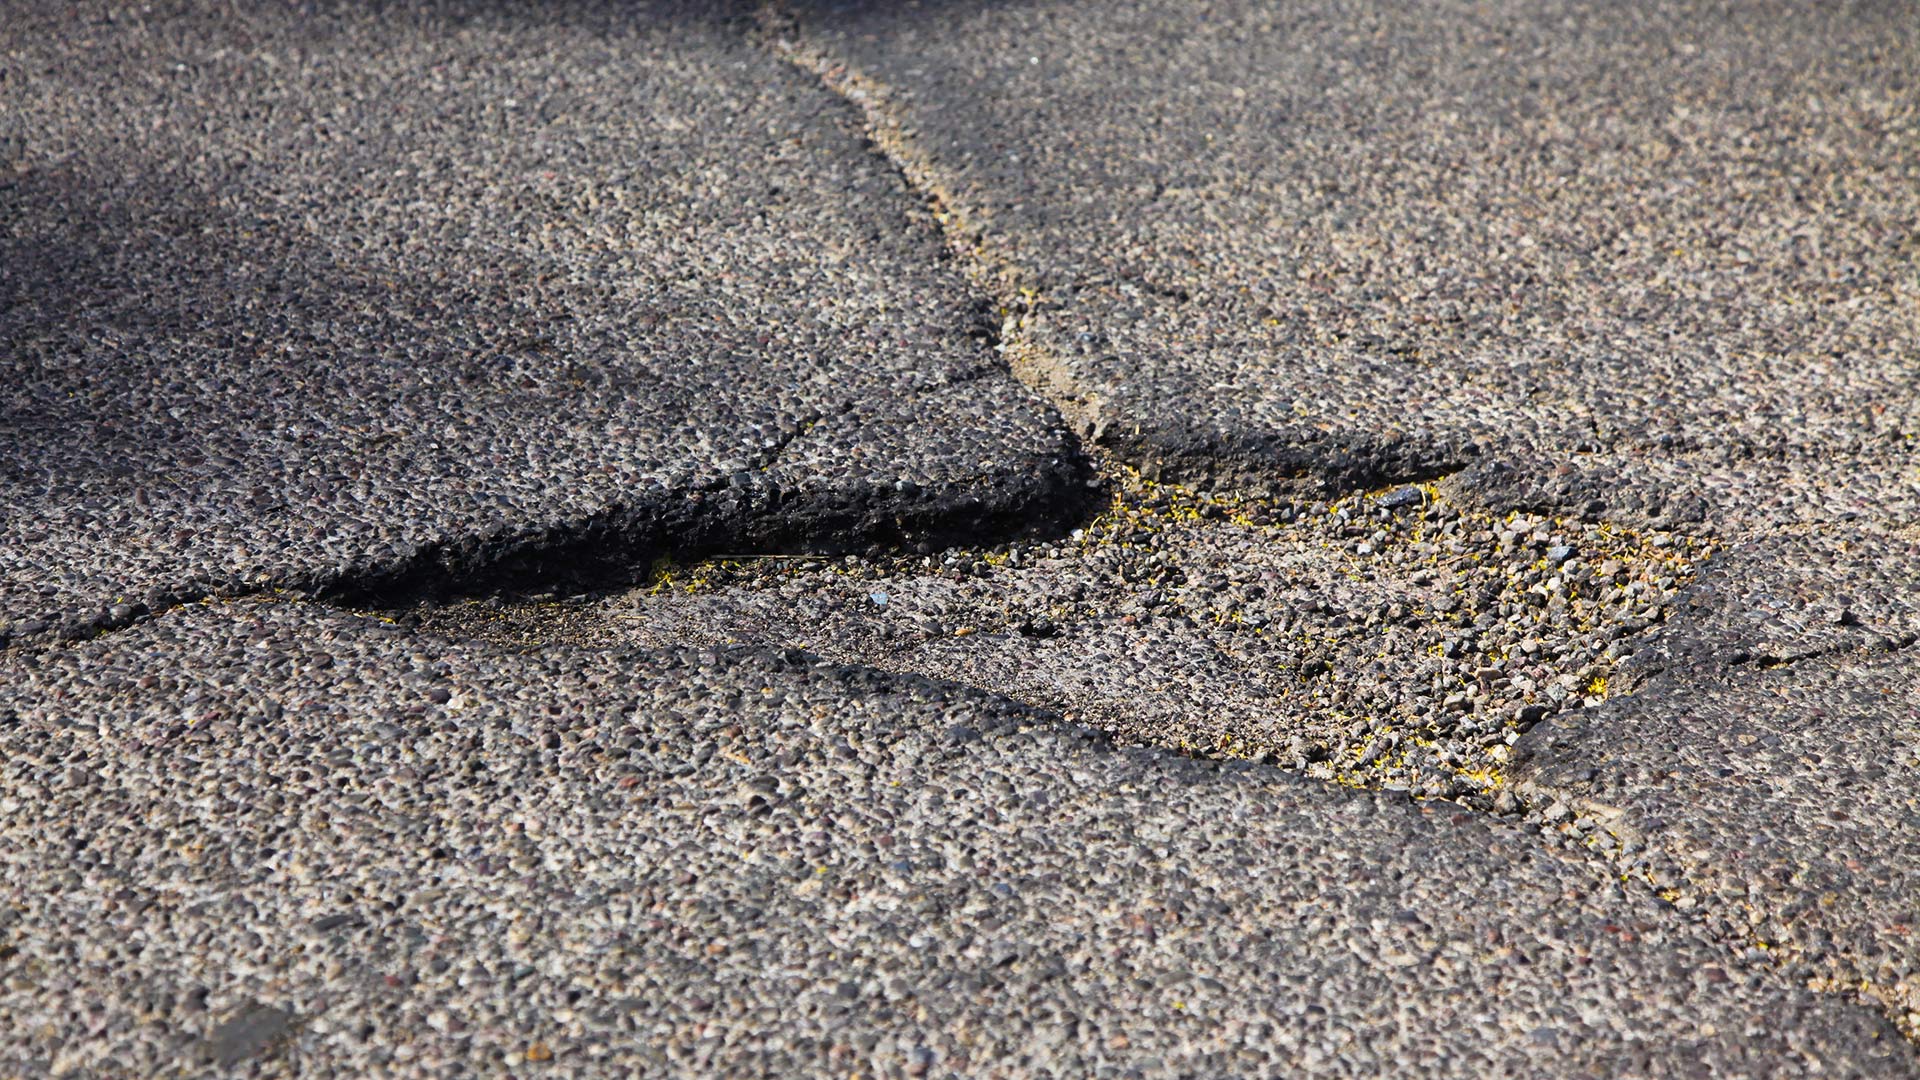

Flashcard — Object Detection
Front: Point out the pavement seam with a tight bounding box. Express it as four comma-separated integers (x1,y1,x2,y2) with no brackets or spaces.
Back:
755,3,1508,500
752,1,1108,448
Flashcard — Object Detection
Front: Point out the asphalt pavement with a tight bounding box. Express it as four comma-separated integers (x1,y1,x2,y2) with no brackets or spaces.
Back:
786,0,1919,524
3,0,1917,1075
3,599,1914,1076
0,0,1085,645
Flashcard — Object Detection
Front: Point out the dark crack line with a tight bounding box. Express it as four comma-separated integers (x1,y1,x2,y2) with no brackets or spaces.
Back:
1610,627,1919,695
6,439,1097,652
751,3,1099,435
1737,631,1920,671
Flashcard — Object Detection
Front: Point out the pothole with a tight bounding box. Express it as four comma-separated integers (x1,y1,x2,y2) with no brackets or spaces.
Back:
405,465,1713,807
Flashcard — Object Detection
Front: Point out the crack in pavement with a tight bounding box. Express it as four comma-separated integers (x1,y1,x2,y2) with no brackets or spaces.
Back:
755,4,1195,477
7,0,1917,1067
385,461,1920,1047
1507,525,1920,1040
756,2,1496,498
0,1,1099,652
1510,652,1920,1041
763,0,1920,533
749,8,1920,1046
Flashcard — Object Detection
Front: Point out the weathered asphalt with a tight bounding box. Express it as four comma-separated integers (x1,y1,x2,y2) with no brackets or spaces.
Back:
4,599,1914,1076
3,0,1917,1075
0,0,1086,645
785,0,1919,524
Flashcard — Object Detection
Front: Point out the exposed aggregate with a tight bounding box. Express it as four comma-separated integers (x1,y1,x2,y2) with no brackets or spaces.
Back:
432,467,1710,805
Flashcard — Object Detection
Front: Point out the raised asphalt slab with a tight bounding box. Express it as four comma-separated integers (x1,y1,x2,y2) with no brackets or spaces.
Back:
0,0,1084,645
784,0,1920,525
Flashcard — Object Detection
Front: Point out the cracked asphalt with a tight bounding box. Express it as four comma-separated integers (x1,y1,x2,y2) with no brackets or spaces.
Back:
0,0,1084,644
3,0,1918,1076
785,0,1920,524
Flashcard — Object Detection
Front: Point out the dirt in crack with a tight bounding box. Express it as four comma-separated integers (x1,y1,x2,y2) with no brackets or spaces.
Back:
754,5,1104,445
403,464,1712,807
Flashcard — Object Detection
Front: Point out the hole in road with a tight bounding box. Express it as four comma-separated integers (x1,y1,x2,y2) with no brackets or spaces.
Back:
400,465,1713,807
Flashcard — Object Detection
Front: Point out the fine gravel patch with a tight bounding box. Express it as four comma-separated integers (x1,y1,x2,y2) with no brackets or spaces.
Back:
2,598,1914,1077
0,0,1086,646
417,467,1712,804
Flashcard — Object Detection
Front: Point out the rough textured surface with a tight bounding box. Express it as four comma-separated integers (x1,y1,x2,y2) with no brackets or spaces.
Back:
1517,531,1920,1035
3,599,1914,1077
1604,531,1920,689
0,0,1084,644
8,0,1920,1069
783,0,1920,522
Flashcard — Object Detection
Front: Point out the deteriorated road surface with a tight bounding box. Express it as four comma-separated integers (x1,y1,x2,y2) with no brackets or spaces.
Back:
3,1,1917,1076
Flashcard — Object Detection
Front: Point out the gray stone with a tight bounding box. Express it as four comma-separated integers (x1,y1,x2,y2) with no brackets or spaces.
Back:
207,1002,294,1068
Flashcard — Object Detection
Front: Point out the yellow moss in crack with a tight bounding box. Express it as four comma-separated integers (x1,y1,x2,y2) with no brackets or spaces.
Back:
642,554,747,596
1457,765,1507,789
1071,468,1281,554
644,555,681,595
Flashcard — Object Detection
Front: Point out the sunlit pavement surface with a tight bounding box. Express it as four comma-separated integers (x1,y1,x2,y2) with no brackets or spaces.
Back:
3,2,1918,1075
